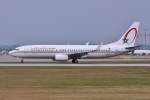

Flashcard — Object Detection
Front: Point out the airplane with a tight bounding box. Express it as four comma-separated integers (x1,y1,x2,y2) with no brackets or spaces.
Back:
9,22,140,63
133,50,150,55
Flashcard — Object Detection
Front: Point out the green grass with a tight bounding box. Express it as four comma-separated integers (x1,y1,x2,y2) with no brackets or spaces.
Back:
1,67,150,100
0,67,150,88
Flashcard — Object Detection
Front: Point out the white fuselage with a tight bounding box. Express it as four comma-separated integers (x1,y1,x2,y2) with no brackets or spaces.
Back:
9,44,127,59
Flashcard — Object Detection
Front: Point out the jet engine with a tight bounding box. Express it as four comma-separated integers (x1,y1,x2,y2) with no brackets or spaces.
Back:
54,54,69,61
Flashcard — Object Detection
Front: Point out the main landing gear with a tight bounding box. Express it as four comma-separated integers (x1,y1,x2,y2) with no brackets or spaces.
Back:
21,59,24,63
72,59,78,63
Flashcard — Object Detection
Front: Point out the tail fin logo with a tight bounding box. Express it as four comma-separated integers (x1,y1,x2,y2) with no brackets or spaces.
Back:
122,28,137,44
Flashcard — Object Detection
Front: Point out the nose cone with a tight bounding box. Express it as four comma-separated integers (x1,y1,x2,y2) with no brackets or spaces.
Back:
9,50,17,57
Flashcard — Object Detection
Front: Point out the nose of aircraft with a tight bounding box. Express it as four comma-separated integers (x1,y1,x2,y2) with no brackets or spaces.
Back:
9,50,16,57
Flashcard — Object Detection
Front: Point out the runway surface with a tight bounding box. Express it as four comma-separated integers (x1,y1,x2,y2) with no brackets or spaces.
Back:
0,55,149,67
0,63,150,67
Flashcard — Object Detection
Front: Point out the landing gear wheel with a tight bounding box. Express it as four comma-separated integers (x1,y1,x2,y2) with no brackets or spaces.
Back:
21,59,24,63
72,59,78,63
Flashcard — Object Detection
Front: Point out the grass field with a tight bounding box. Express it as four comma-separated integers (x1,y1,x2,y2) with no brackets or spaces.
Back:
0,67,150,100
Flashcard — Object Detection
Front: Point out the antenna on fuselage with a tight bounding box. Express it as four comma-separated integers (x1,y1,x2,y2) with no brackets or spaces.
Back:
86,42,90,45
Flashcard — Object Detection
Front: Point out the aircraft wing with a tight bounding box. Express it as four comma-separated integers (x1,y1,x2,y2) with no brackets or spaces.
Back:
68,52,89,59
68,45,100,59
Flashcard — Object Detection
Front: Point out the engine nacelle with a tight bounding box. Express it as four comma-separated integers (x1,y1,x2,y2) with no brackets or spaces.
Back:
54,54,68,61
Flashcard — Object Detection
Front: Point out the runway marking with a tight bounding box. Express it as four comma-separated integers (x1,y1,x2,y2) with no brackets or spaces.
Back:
0,63,150,67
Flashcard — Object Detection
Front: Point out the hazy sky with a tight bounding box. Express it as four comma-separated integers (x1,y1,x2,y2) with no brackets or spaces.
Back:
0,0,149,45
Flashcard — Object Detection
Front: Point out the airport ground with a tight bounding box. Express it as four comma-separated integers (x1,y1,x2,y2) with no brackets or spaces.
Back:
0,55,150,100
1,55,150,64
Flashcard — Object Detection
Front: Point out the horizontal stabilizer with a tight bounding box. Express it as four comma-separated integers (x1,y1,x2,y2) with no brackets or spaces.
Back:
126,45,142,50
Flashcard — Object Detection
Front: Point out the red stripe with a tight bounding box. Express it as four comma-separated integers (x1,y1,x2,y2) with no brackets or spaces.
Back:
124,28,138,43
